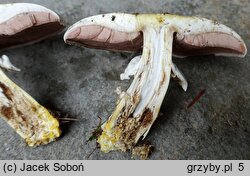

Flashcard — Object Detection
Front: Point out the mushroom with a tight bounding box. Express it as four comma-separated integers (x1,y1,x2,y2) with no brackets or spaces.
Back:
0,3,64,147
64,13,247,154
0,3,64,50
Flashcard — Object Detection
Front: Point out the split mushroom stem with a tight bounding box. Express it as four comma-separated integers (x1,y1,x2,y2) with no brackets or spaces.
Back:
0,3,64,146
64,13,247,154
98,27,175,151
0,55,60,146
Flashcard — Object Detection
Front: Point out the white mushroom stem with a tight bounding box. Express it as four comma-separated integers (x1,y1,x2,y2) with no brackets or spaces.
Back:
98,26,176,152
0,55,61,147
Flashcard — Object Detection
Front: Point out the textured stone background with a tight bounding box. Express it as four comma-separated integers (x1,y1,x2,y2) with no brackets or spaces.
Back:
0,0,249,159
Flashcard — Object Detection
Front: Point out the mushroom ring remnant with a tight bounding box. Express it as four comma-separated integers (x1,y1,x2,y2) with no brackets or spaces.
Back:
64,13,247,156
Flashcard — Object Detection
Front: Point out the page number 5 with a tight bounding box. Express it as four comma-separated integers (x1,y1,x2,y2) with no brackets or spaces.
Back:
238,163,244,171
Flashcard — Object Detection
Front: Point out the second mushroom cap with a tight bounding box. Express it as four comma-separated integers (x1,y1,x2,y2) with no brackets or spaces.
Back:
0,3,64,50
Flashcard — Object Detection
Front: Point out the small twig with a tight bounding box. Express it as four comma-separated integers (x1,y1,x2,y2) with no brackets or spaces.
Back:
97,115,102,126
86,146,97,159
48,109,78,123
60,121,70,123
57,118,79,121
187,89,206,109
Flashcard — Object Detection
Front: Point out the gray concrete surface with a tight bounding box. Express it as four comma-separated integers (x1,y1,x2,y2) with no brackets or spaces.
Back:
0,0,249,160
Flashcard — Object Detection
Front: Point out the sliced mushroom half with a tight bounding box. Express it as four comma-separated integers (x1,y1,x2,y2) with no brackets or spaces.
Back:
64,13,247,154
0,3,64,50
0,55,61,147
0,3,64,147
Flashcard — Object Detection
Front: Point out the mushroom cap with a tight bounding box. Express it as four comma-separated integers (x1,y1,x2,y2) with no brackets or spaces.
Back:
64,13,247,57
0,3,64,50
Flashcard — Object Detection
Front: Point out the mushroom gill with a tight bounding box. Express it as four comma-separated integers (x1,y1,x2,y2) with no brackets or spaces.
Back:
0,3,64,50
